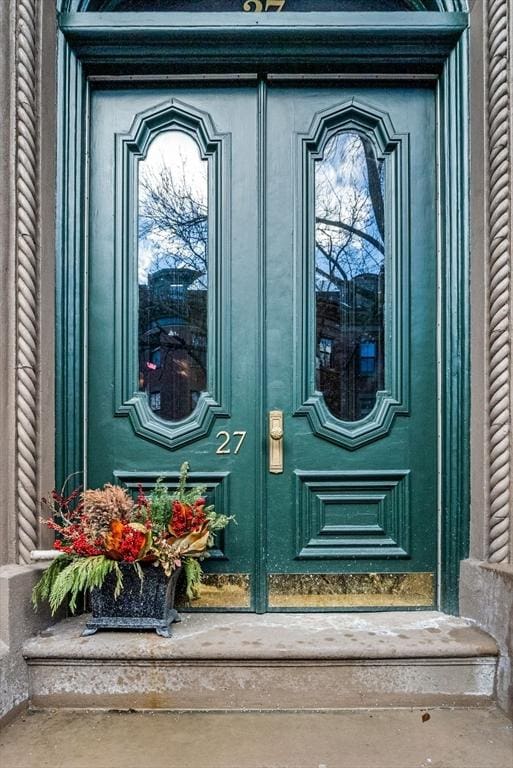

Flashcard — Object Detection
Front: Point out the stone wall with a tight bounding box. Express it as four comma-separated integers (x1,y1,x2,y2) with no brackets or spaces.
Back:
0,565,53,721
460,562,513,713
0,0,17,569
0,0,56,721
460,0,513,716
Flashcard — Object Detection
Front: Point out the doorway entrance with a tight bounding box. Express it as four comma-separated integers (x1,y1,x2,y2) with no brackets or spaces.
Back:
86,78,437,611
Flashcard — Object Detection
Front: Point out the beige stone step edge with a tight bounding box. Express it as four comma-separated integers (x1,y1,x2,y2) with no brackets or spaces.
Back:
26,656,498,711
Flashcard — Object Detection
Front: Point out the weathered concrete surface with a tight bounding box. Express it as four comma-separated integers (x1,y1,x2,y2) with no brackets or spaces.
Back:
26,660,498,711
24,612,498,710
24,611,498,660
0,566,55,721
1,707,512,768
460,559,513,715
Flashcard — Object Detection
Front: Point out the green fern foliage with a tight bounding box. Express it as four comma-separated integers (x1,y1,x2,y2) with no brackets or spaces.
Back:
171,461,208,507
184,556,203,602
32,555,123,616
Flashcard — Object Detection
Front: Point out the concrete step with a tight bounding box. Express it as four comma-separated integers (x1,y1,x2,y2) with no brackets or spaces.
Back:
2,708,513,768
23,611,499,711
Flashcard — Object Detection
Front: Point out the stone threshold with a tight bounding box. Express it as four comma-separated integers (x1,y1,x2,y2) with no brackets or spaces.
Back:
24,610,498,661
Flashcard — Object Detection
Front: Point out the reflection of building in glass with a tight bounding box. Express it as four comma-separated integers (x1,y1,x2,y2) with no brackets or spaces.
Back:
316,269,384,422
139,266,207,421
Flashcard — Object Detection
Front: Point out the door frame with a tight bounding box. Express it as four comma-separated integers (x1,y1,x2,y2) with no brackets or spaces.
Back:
55,9,469,614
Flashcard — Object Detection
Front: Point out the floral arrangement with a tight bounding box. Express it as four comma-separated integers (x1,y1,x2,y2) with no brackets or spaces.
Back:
32,462,233,615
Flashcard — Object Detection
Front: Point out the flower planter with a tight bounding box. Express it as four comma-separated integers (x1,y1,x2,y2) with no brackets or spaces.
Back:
82,563,182,638
33,464,234,631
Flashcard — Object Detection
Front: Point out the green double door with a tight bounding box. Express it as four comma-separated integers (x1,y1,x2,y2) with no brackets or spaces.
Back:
88,79,437,611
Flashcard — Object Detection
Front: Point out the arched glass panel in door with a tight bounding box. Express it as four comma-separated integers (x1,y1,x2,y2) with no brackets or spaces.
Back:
315,130,385,422
138,130,208,422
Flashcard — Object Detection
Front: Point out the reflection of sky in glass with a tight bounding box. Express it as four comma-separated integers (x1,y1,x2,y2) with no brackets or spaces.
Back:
315,132,384,292
138,130,208,287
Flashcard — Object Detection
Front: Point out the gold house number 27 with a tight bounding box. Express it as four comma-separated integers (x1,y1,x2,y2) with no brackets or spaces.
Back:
243,0,286,11
216,430,247,455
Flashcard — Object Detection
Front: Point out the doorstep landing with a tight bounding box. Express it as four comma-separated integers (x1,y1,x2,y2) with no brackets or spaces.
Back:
24,611,497,661
23,611,499,710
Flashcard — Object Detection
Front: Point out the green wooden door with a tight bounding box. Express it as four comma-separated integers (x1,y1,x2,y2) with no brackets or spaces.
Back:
264,82,436,609
88,79,437,611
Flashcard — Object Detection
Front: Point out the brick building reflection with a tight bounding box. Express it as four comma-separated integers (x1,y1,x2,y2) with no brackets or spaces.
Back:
316,269,384,422
139,266,207,421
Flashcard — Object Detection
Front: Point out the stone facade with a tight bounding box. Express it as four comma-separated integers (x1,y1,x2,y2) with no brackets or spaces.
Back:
0,0,512,719
462,0,513,714
0,0,56,722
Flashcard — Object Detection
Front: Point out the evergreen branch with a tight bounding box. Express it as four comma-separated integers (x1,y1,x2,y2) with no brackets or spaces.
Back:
184,556,202,602
32,555,123,616
32,555,74,610
177,461,190,496
149,477,172,533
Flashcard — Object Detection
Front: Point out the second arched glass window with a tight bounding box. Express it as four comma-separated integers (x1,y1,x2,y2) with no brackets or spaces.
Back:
315,130,385,422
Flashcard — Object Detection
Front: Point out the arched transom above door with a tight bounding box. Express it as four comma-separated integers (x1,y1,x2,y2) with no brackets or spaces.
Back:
60,1,469,13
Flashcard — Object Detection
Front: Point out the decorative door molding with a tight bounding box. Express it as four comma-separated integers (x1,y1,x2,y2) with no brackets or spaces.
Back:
113,98,231,449
294,100,410,450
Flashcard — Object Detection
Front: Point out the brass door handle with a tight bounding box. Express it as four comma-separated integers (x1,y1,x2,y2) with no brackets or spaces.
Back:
269,410,284,473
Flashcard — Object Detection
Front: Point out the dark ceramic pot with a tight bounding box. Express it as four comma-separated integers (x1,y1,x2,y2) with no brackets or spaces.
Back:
82,562,182,638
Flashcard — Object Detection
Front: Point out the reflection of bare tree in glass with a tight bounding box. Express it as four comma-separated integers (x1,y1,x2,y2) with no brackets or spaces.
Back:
139,155,208,289
315,132,384,291
315,131,385,422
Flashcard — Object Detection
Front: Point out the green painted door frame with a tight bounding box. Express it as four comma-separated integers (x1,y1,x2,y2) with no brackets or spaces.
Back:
55,10,469,613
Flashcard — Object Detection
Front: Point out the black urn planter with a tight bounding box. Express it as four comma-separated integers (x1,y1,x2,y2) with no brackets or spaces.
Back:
82,562,182,638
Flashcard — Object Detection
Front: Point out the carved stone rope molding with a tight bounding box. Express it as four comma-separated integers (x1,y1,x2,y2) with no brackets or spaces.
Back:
15,0,40,563
487,0,511,564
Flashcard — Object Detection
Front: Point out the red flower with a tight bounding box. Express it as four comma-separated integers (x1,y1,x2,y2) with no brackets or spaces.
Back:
169,499,207,538
115,526,147,562
104,520,149,562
